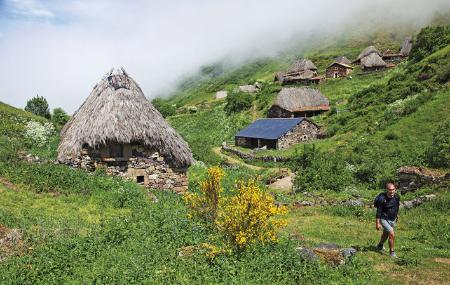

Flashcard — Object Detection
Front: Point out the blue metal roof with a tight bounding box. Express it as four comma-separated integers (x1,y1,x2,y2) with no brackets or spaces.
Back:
235,118,304,140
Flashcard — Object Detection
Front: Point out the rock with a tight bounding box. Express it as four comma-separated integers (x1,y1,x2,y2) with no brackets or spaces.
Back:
296,246,318,261
343,198,365,207
341,247,357,259
401,194,436,209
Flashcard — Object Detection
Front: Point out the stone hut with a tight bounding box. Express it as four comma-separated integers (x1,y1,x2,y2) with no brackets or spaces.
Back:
235,118,320,150
353,46,381,64
274,59,323,85
326,57,353,78
360,53,387,72
268,87,330,118
57,68,194,193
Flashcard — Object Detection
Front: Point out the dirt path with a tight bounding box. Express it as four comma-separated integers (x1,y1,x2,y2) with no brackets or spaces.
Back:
212,147,264,170
268,173,295,192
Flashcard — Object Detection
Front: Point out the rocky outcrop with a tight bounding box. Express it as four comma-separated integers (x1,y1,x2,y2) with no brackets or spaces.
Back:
397,166,449,194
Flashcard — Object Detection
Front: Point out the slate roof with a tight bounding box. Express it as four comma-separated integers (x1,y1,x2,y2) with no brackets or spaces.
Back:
235,118,304,140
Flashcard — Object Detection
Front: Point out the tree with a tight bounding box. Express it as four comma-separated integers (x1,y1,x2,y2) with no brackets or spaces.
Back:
24,95,51,119
151,98,176,118
52,108,70,126
224,92,253,114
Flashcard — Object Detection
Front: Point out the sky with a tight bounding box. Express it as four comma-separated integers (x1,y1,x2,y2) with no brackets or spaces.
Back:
0,0,449,114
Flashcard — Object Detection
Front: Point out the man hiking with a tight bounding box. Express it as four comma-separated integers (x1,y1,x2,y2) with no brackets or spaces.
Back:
375,182,400,258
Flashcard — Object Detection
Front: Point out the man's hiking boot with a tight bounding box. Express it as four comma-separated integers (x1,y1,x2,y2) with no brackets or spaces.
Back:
390,251,397,259
376,244,386,252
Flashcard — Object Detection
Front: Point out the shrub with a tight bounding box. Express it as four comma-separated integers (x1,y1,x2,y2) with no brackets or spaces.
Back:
409,25,450,62
52,108,70,126
185,167,287,249
184,166,224,221
217,179,287,248
23,120,55,147
224,92,253,114
24,95,51,119
151,98,176,118
426,120,450,168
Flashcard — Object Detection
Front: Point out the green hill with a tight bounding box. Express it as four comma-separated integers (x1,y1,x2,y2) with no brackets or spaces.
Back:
0,24,449,284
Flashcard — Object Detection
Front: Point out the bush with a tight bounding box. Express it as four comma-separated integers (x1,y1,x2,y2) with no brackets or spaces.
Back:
292,145,355,192
24,95,51,119
409,25,450,62
52,108,70,126
151,98,176,118
426,120,450,167
23,120,55,147
224,92,253,114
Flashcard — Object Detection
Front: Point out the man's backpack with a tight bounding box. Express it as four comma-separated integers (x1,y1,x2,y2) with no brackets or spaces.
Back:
373,192,386,208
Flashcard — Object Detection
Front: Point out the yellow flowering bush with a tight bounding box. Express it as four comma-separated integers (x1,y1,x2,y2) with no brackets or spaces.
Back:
185,167,288,249
184,166,224,221
217,179,287,248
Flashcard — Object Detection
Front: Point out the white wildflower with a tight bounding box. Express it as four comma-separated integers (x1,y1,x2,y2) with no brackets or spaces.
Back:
24,121,55,147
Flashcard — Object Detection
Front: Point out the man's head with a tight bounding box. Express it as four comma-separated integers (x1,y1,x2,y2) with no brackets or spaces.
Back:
385,183,396,198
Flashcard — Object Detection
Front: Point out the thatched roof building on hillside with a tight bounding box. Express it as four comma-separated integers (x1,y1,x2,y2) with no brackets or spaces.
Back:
58,68,193,192
274,59,323,85
354,46,381,63
235,118,321,150
326,56,353,78
400,37,413,57
361,53,387,71
268,87,329,118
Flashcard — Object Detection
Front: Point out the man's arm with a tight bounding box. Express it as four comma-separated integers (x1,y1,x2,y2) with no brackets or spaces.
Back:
376,206,382,230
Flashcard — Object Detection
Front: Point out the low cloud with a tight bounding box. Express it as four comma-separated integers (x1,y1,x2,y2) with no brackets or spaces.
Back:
0,0,449,113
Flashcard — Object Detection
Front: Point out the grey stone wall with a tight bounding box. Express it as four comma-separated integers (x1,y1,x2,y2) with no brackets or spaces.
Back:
277,120,320,149
61,144,188,193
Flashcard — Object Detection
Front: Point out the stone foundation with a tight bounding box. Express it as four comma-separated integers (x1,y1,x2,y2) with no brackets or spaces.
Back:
61,144,189,193
397,166,449,194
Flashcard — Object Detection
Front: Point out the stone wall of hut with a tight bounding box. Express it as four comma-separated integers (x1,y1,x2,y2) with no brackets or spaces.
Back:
276,120,320,149
268,106,294,118
326,66,352,78
62,144,188,193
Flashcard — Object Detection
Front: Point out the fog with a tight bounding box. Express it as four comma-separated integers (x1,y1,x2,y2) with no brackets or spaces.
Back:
0,0,449,113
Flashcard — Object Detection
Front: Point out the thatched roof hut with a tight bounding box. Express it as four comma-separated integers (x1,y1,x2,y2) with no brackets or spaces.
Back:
355,46,381,62
361,53,387,70
288,59,318,73
400,37,412,57
334,56,352,65
57,68,193,168
268,87,329,118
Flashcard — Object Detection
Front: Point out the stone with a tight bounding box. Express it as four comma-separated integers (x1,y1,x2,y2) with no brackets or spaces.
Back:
343,198,365,207
341,247,357,259
296,246,318,261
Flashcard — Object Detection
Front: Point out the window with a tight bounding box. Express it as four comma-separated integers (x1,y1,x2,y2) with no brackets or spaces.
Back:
136,176,145,184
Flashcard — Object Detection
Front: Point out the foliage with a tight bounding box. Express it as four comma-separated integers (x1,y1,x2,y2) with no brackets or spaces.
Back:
409,25,450,62
152,98,176,118
217,179,287,248
52,107,70,126
292,145,355,192
184,166,224,221
186,167,287,249
24,95,51,119
426,119,450,167
23,120,55,147
224,92,254,114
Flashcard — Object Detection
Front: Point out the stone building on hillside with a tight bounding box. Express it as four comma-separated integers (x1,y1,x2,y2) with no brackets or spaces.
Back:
361,53,387,72
235,118,321,150
353,45,382,64
57,68,193,193
275,59,323,85
326,56,354,78
268,87,330,118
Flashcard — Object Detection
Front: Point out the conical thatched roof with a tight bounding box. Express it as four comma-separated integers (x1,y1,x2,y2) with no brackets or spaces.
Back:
361,53,387,68
334,56,351,65
288,59,318,73
273,87,329,112
400,37,412,56
356,46,381,61
57,68,193,168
